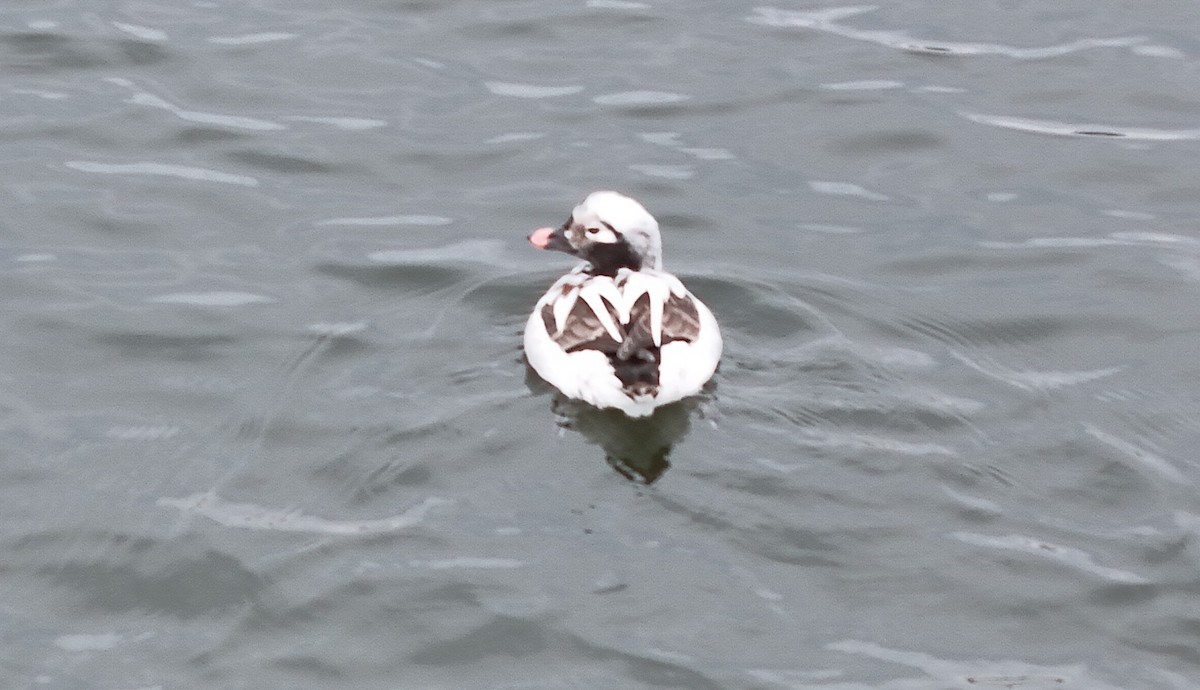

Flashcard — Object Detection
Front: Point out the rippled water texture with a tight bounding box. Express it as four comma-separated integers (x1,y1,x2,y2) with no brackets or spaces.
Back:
3,1,1200,688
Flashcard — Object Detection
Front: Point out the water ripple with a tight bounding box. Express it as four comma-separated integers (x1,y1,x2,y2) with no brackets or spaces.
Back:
65,160,259,187
593,90,690,106
1084,424,1188,485
111,23,168,43
485,132,546,144
630,163,694,179
318,214,453,227
639,132,736,160
810,180,890,201
147,291,276,306
587,0,650,8
6,1,1198,685
749,6,1149,58
20,530,264,617
950,350,1124,391
406,557,524,570
283,115,387,130
157,493,451,534
962,111,1200,140
951,532,1148,584
823,640,1131,689
367,239,507,266
792,428,955,457
54,633,125,652
208,32,298,46
820,79,904,91
107,78,285,132
484,81,583,98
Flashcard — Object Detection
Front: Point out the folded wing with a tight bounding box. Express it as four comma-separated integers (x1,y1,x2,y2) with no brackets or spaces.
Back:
542,286,701,356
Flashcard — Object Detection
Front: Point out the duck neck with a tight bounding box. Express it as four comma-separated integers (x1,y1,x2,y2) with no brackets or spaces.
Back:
586,242,646,277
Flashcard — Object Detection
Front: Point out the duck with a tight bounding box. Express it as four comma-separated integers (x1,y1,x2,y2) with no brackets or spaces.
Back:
523,191,722,417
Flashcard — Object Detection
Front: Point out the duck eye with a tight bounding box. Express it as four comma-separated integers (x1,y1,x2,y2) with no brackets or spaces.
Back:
586,227,600,235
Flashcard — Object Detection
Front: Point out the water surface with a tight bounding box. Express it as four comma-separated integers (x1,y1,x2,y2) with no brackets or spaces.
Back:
2,1,1199,688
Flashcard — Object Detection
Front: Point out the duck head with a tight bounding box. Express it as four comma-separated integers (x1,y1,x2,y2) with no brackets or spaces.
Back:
528,191,663,275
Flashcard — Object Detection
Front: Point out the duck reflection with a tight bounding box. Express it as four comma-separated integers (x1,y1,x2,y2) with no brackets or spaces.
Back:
527,365,711,484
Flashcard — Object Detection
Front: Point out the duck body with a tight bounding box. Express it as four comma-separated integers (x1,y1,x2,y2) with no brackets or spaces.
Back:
523,192,722,417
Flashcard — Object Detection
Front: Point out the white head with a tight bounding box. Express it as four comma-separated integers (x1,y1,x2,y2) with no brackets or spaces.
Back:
528,191,663,274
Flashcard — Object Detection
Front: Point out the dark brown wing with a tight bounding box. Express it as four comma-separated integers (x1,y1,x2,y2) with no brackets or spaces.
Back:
617,293,655,361
541,290,700,359
615,293,700,360
541,297,621,353
660,294,701,344
613,294,660,394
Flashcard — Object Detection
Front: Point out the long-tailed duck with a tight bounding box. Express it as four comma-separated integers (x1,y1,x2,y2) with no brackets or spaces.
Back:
523,191,722,417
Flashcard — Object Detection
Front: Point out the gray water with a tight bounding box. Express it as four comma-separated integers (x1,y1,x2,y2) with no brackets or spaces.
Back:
3,1,1200,688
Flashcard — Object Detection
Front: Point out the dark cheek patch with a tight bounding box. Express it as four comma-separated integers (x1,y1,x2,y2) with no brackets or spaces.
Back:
568,225,587,247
